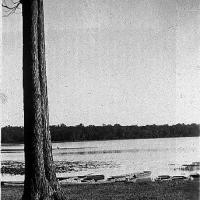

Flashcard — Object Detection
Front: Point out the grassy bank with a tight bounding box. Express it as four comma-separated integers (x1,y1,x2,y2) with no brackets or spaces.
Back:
1,180,199,200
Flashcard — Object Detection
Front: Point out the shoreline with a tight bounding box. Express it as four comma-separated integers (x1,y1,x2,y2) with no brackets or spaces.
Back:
2,135,200,145
2,159,200,178
2,172,199,186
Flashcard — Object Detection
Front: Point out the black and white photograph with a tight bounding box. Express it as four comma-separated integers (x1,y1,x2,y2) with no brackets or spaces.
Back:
1,0,200,199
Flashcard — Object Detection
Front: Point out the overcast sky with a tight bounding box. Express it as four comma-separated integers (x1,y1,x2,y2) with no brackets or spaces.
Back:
2,0,200,126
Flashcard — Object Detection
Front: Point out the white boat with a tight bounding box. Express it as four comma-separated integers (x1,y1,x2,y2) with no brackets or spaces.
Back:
108,171,152,183
155,175,171,182
189,173,200,180
107,175,127,182
171,176,188,181
135,171,151,178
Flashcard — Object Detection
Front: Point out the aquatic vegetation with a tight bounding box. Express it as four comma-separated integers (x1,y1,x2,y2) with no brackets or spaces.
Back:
173,162,200,171
1,160,118,175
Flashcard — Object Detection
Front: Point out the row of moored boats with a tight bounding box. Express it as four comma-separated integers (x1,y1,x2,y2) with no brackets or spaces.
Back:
2,171,200,186
58,171,200,184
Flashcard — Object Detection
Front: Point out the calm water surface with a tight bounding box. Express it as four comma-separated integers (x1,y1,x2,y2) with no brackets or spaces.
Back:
1,137,200,181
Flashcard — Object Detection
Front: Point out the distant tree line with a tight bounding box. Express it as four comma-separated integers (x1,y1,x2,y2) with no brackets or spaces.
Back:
1,123,199,143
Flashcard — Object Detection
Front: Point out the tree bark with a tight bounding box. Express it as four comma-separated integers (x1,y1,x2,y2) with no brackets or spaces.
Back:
37,0,56,184
22,0,52,199
22,0,65,199
37,0,65,198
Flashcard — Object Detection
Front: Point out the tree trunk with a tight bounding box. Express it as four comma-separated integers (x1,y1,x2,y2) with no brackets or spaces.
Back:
37,0,56,184
37,0,65,198
22,0,65,199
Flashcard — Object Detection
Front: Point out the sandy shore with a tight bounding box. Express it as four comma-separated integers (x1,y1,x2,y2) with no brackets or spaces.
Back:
1,180,199,200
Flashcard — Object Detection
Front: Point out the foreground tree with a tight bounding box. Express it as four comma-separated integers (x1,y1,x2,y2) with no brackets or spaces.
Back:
3,0,66,199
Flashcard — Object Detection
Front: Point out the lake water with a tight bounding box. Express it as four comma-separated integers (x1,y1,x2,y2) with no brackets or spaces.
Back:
1,137,200,181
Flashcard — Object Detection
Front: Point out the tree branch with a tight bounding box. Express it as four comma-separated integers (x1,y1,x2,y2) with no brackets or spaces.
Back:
2,0,21,17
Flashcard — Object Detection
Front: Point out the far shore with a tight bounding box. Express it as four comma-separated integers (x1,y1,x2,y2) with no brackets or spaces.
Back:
2,123,199,143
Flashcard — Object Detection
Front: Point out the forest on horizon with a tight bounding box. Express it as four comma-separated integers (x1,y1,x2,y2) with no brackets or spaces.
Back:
1,123,199,143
